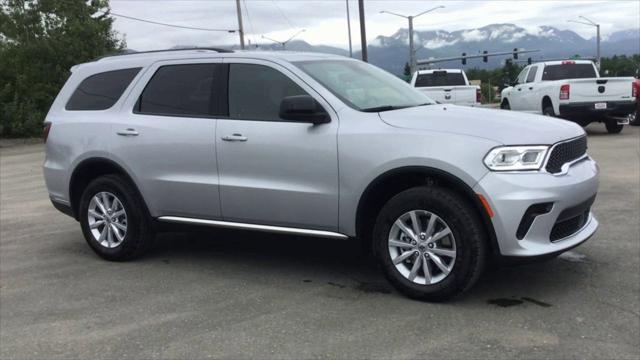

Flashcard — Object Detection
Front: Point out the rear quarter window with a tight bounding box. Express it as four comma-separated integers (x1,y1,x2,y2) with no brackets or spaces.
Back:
541,64,597,81
65,68,141,111
415,72,466,87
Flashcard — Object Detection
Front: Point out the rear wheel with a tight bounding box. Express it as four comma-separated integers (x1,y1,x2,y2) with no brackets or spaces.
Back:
629,111,639,126
605,119,623,134
79,175,154,261
373,186,487,301
543,105,555,117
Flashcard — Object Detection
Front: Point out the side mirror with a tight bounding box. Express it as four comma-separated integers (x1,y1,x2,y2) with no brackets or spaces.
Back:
279,95,330,124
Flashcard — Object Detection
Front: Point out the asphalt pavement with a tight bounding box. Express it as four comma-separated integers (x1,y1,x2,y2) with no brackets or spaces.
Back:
1,124,638,359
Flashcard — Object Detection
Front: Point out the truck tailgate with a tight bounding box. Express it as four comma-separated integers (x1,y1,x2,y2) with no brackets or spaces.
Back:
568,77,634,102
416,86,477,105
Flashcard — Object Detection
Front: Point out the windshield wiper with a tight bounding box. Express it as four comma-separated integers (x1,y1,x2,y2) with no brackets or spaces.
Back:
361,105,409,112
361,103,434,112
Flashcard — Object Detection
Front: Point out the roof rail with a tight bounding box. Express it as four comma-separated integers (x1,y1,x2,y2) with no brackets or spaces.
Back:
95,47,233,61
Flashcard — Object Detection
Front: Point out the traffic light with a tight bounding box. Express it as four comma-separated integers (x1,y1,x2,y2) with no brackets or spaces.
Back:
482,51,488,63
513,48,519,60
527,57,532,65
461,53,467,65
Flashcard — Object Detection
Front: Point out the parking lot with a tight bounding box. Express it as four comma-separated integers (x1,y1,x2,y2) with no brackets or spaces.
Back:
1,125,638,359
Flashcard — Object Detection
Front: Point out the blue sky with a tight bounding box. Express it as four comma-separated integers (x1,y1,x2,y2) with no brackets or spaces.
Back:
109,0,640,50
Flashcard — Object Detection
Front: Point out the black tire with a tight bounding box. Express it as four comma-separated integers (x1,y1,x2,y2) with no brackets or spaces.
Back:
500,100,510,110
543,105,555,117
79,174,154,261
605,119,623,134
629,111,639,126
372,186,487,301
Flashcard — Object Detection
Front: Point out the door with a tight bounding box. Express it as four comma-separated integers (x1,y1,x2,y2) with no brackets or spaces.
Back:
509,66,530,110
216,60,339,231
110,59,224,219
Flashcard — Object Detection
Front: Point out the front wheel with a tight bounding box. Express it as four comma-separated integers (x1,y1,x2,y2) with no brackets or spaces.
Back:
373,187,487,301
500,100,510,110
605,119,623,134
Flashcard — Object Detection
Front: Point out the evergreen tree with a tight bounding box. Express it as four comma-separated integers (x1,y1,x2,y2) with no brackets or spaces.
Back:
0,0,125,137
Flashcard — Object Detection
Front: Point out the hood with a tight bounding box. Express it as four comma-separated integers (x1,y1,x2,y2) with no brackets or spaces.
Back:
379,104,584,145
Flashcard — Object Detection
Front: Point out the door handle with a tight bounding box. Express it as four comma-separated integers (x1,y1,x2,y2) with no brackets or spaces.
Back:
529,87,534,90
117,128,139,136
221,133,248,142
517,88,522,91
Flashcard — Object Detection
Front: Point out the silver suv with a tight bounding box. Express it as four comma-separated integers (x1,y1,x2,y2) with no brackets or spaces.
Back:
43,49,599,300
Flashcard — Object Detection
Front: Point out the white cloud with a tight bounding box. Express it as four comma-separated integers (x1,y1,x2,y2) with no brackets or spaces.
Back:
109,0,640,50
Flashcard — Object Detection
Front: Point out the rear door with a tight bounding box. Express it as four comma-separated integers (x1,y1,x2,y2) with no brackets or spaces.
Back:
111,59,224,219
216,59,339,230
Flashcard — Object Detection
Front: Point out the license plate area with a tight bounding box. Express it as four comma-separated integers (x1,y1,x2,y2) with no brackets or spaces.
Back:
594,102,607,110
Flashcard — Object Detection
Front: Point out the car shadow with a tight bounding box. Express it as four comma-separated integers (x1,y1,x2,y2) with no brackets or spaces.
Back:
146,229,592,304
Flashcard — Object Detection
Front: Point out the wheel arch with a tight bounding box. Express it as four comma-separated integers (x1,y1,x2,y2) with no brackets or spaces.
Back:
355,166,499,255
68,157,146,220
542,96,553,112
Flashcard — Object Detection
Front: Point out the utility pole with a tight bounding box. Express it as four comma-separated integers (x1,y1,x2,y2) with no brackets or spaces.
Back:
568,16,601,70
346,0,353,58
235,0,245,49
358,0,367,62
380,6,444,74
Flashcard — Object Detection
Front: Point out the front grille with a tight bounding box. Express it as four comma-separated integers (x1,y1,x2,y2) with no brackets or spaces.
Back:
549,195,596,241
545,136,587,174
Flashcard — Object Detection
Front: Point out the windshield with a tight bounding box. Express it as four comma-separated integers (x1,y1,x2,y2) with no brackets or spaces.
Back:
294,59,434,111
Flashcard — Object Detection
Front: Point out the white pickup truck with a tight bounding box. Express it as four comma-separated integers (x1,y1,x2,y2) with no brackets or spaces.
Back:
501,60,636,133
411,69,481,106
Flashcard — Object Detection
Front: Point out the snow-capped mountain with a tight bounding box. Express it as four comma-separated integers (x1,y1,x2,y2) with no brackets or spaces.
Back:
366,23,639,73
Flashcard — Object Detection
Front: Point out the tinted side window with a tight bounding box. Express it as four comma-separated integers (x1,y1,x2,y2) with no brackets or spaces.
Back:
228,64,307,121
66,68,141,111
415,72,466,87
138,64,217,117
526,66,538,83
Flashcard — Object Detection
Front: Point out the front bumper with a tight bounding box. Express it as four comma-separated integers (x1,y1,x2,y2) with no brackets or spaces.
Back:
559,100,636,121
473,156,599,257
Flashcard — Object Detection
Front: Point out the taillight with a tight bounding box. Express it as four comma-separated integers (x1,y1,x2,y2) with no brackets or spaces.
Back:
43,122,52,143
476,88,482,103
559,84,570,100
633,83,638,98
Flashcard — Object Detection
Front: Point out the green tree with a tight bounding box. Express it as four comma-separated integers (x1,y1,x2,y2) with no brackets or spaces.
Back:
0,0,125,137
402,62,411,82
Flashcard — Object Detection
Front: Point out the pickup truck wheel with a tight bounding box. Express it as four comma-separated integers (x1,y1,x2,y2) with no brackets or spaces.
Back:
543,106,555,117
629,111,639,126
605,119,623,134
79,175,154,261
373,186,487,301
500,100,510,110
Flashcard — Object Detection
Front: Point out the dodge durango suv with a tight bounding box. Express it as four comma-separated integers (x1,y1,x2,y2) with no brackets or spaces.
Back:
43,49,599,301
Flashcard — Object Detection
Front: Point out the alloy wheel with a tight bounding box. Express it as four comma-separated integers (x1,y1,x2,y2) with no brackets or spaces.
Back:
388,210,457,285
87,191,128,248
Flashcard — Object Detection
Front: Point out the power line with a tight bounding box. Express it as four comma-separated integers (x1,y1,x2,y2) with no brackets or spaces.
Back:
107,11,237,33
272,0,295,29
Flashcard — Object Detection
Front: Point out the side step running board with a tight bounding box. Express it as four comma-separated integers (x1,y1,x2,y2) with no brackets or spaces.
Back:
157,216,349,239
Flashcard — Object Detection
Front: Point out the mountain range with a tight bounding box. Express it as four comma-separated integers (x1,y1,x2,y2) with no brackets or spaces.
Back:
250,23,639,74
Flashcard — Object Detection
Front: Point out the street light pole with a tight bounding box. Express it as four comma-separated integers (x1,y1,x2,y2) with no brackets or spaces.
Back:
568,16,601,70
261,29,306,50
380,6,445,74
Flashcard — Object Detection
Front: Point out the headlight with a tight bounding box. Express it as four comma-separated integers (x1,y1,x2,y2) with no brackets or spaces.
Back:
483,146,549,171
